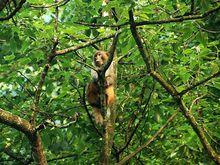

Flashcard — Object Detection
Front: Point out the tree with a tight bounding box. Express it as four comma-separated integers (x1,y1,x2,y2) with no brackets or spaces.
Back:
0,0,220,164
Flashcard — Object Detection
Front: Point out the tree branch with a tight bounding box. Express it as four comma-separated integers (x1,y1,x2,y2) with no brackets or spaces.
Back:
135,5,220,26
129,9,220,164
73,21,127,28
117,112,178,165
0,0,26,21
101,31,119,75
179,71,220,96
3,146,27,163
74,5,220,28
29,0,70,9
31,2,60,125
129,10,179,97
178,100,220,164
55,30,122,56
129,10,152,73
0,108,33,137
118,82,155,155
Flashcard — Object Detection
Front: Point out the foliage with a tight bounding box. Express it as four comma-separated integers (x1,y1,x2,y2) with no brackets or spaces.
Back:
0,0,220,164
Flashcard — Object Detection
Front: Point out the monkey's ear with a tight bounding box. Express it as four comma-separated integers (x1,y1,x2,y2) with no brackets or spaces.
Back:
106,52,110,56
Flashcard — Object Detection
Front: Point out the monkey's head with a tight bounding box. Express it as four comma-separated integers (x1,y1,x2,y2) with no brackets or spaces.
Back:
94,51,109,67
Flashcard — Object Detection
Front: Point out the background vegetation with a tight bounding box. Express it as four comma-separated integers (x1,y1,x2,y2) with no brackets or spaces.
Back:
0,0,220,164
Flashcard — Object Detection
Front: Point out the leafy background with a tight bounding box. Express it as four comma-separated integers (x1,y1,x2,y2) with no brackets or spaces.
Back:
0,0,220,164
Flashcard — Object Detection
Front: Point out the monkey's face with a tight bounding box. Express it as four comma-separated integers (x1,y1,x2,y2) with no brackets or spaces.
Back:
94,51,109,67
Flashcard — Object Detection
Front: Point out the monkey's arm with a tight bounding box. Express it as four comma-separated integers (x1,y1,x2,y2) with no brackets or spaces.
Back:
104,62,115,87
105,76,114,87
91,69,98,81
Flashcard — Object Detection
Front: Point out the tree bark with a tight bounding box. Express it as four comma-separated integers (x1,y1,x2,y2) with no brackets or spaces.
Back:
29,132,48,165
102,105,116,164
0,108,47,164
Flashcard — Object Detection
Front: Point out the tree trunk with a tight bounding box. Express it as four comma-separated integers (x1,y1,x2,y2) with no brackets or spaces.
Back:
29,132,48,165
102,106,116,164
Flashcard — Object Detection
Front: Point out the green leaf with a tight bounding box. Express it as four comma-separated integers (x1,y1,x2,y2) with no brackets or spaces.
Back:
4,54,15,61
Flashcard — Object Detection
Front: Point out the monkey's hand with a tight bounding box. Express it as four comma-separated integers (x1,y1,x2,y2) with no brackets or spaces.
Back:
105,76,114,87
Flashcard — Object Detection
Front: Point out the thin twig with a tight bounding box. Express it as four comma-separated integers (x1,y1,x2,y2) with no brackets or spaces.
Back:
179,71,220,96
190,0,195,13
189,95,205,113
118,82,156,155
29,0,70,9
17,71,37,91
31,0,60,126
195,22,220,33
117,112,178,165
76,59,97,72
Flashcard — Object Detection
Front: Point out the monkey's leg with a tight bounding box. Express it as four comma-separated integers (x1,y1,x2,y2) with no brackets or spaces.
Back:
93,107,103,125
87,82,100,106
105,86,115,106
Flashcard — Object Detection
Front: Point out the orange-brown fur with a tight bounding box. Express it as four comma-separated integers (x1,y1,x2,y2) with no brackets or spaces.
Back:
87,51,115,124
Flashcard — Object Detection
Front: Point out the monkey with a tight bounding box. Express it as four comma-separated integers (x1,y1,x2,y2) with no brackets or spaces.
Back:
87,51,115,124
